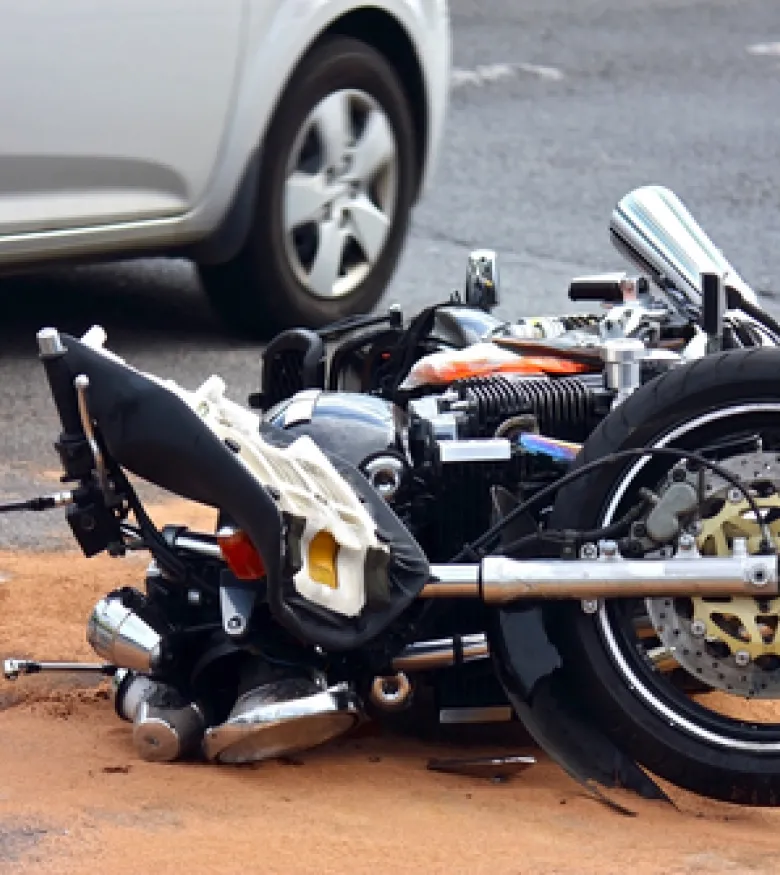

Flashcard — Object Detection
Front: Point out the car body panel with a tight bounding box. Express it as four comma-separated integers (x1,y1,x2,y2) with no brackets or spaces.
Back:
0,0,246,235
0,0,450,268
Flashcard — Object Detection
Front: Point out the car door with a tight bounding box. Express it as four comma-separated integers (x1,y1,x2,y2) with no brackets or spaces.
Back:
0,0,246,237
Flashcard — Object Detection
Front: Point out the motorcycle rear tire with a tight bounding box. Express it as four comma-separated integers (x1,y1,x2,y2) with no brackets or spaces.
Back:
550,348,780,805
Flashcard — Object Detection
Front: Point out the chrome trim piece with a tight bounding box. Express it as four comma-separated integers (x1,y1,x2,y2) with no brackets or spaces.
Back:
438,439,512,464
36,327,65,358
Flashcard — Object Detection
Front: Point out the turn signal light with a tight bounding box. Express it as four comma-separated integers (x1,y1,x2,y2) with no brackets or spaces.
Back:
217,527,266,580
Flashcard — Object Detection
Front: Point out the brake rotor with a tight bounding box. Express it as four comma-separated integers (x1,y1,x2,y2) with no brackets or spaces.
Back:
645,451,780,698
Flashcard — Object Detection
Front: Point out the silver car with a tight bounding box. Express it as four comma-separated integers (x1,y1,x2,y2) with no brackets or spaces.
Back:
0,1,451,336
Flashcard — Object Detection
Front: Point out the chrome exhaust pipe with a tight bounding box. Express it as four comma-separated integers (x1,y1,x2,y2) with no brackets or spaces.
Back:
132,695,205,763
391,634,489,672
423,542,778,601
111,668,205,762
609,185,759,311
111,668,159,722
87,596,162,673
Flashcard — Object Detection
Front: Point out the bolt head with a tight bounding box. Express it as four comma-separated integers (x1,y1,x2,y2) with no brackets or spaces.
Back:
581,599,599,615
227,616,243,631
750,564,770,587
600,540,619,558
734,650,751,667
690,619,706,638
678,533,695,550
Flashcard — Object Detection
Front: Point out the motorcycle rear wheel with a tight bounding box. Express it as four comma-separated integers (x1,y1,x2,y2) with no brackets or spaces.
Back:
550,348,780,804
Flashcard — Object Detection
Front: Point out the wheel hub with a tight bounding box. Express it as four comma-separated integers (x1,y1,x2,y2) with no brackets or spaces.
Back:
645,451,780,698
282,88,399,300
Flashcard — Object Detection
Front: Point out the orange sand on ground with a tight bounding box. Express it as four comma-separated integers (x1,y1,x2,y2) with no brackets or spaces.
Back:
2,501,780,873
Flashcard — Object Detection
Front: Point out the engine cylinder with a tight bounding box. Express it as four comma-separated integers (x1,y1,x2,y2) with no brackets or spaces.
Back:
451,374,601,442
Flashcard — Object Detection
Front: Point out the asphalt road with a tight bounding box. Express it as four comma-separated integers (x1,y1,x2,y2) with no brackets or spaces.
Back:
1,0,779,547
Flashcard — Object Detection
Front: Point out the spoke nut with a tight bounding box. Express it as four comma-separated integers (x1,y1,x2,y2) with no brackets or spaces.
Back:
580,543,598,560
734,650,751,667
581,599,599,615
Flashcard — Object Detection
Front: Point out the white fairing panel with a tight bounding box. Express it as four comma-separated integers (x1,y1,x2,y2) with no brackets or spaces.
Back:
81,327,385,618
0,1,245,234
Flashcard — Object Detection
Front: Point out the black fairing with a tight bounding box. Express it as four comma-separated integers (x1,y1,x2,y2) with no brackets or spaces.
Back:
57,334,284,581
488,604,668,804
265,391,404,469
485,485,668,805
55,335,429,652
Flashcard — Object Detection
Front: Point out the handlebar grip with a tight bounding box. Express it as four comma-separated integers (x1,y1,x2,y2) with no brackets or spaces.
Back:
567,278,624,303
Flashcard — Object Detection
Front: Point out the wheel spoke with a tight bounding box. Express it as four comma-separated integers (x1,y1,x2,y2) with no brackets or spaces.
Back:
284,172,329,233
307,220,347,297
350,109,395,182
347,194,390,264
311,90,352,169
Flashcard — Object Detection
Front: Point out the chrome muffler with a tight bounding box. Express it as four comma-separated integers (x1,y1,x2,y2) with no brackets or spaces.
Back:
422,539,779,601
203,678,363,764
112,668,205,763
87,595,162,673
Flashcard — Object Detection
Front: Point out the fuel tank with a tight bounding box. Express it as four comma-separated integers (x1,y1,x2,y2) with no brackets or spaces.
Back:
263,390,407,470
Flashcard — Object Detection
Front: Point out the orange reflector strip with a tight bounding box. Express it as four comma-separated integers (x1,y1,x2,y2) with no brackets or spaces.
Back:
217,528,266,581
308,530,339,590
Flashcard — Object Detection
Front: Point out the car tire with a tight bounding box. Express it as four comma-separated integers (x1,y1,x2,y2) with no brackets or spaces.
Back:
198,35,418,339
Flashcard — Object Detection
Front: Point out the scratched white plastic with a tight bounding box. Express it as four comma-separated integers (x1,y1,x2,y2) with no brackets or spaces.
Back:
82,327,383,618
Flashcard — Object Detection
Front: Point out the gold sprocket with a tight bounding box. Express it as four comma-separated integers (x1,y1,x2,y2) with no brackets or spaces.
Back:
695,493,780,659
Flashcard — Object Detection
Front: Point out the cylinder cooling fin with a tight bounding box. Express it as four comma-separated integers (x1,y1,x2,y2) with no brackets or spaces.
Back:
451,374,603,442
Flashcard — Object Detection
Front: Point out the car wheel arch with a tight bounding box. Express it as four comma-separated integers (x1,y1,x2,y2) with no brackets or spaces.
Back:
191,7,428,268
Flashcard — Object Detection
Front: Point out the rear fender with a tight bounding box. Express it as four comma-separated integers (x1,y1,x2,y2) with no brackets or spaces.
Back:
487,601,669,806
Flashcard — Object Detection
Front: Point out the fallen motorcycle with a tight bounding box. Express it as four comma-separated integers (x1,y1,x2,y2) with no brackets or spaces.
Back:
6,185,780,808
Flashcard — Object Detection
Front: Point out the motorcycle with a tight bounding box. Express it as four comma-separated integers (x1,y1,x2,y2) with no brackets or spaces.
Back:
6,185,780,809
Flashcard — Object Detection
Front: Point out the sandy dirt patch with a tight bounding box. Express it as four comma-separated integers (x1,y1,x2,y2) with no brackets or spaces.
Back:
1,502,780,873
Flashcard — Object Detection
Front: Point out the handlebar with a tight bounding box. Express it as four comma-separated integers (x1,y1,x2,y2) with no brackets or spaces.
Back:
36,327,95,482
37,328,82,435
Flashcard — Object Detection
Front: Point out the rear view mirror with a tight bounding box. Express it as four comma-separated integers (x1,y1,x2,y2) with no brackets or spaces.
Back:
465,249,500,312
